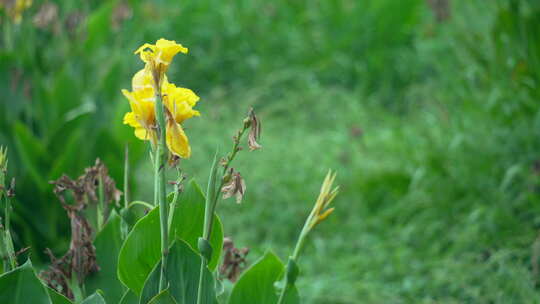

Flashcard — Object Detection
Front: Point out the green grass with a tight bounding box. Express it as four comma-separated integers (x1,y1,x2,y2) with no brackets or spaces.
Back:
2,0,540,302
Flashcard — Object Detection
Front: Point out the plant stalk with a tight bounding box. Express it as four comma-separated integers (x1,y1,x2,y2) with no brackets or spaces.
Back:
167,170,182,232
276,207,317,304
196,125,249,304
124,144,130,209
154,84,169,292
197,152,219,304
97,175,104,231
3,195,15,271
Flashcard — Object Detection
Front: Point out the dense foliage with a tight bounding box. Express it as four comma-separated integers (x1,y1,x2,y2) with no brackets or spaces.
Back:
1,0,540,303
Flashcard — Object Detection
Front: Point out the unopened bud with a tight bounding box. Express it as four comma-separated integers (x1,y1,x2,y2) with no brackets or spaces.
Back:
198,237,213,261
308,170,338,230
0,146,7,170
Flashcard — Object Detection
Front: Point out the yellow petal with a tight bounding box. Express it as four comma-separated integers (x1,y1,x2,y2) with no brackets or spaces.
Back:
162,83,201,123
134,128,154,141
134,43,155,63
155,38,188,64
166,120,190,158
122,89,156,128
172,87,200,107
134,43,154,55
132,69,153,91
134,39,188,66
123,112,141,128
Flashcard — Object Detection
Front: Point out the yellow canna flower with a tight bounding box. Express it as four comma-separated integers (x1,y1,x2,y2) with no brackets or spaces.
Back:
122,67,200,158
135,39,188,79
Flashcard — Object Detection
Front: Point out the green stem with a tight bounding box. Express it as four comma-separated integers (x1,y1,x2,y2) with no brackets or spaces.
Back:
70,277,84,303
196,126,248,304
276,207,317,304
222,127,247,174
196,192,220,303
153,147,159,207
197,152,219,304
97,175,104,231
196,258,208,304
154,86,169,292
3,196,15,271
167,170,182,232
4,232,15,271
124,144,130,209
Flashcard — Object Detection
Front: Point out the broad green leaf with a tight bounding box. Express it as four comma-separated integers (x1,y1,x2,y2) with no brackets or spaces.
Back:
118,181,223,295
84,2,115,51
87,212,125,303
148,290,177,304
228,252,299,304
47,128,84,181
47,287,73,304
119,290,138,304
118,207,161,295
13,122,48,191
49,69,81,120
81,292,106,304
171,181,224,270
0,260,50,304
139,261,161,304
140,241,216,304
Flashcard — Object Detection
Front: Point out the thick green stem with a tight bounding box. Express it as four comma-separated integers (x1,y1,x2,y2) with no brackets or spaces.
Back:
167,170,182,231
153,148,159,208
196,257,208,304
3,197,15,271
70,277,84,303
196,193,220,304
154,86,169,292
124,144,130,209
276,208,316,304
196,126,248,304
197,152,219,304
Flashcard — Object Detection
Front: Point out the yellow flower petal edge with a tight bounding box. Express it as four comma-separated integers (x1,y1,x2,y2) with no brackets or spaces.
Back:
134,39,188,67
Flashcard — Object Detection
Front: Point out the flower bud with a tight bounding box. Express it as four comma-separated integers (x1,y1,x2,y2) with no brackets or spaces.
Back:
0,146,7,172
308,170,339,230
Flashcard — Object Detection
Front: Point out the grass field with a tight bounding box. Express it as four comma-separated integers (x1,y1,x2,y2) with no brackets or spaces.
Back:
2,0,540,303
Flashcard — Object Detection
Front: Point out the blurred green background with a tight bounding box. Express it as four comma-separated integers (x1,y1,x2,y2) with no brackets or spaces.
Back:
2,0,540,302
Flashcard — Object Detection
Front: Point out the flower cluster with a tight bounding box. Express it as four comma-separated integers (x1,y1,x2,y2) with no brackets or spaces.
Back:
122,39,200,158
